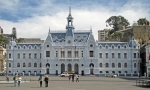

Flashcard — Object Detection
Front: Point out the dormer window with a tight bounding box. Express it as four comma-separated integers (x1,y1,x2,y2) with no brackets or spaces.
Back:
106,46,108,49
18,46,20,49
112,46,114,49
99,46,102,49
29,46,31,49
134,45,136,48
34,46,37,49
124,46,126,49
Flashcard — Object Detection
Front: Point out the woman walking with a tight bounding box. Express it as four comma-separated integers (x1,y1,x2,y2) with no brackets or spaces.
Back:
17,75,22,87
44,75,49,87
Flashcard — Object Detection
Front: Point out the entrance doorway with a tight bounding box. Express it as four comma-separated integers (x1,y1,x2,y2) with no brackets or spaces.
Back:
89,63,94,75
74,63,79,74
61,63,65,74
46,63,50,74
81,70,84,76
68,63,72,72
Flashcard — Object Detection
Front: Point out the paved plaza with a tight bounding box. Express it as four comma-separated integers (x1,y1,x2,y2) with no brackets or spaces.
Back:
0,76,149,90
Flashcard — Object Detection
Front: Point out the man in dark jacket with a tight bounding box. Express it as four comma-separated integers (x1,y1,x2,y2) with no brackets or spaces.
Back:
44,75,49,87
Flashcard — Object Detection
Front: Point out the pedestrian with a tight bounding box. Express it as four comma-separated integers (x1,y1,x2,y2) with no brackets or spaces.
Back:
6,75,9,82
17,75,22,87
76,75,79,82
38,75,43,87
72,73,75,82
68,75,71,82
44,75,49,87
13,74,17,87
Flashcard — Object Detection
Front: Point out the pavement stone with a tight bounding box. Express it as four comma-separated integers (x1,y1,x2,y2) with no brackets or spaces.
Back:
0,76,149,90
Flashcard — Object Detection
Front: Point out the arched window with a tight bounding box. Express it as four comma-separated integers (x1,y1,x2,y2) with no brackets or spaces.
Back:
9,63,11,67
124,63,127,68
99,63,102,67
34,63,37,67
23,63,26,67
17,63,20,67
106,63,109,68
28,63,31,67
134,63,136,68
118,46,120,49
118,63,121,68
112,63,115,68
34,46,37,49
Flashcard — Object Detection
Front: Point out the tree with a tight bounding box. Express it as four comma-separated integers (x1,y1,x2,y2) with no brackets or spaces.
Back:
137,18,149,25
106,16,130,34
0,35,8,48
111,32,123,41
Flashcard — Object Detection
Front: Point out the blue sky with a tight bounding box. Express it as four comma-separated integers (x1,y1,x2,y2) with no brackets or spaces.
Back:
0,0,149,40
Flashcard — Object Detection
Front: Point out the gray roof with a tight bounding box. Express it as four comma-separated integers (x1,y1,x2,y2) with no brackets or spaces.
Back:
51,31,90,43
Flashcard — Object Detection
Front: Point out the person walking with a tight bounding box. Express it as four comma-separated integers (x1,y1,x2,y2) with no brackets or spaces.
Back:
72,73,75,82
38,75,43,87
17,75,22,87
13,74,17,87
68,75,71,82
44,75,49,87
76,75,79,82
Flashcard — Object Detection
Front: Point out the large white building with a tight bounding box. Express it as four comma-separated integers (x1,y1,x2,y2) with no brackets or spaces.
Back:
6,8,141,76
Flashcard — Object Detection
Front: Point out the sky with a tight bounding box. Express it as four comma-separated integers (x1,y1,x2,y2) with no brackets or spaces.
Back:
0,0,150,40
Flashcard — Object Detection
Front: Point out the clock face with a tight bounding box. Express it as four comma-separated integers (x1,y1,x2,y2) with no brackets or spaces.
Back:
90,44,93,47
68,40,71,44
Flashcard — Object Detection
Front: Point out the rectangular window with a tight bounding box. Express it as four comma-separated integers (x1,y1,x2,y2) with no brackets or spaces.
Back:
68,51,72,58
40,53,41,59
56,51,58,57
106,53,108,58
99,53,102,58
18,53,20,59
23,53,25,59
112,53,114,58
46,51,50,57
81,51,83,57
61,51,65,58
9,53,11,58
74,51,78,58
89,51,94,57
34,53,37,59
29,53,31,59
134,53,136,58
124,53,127,58
118,53,121,58
138,53,140,58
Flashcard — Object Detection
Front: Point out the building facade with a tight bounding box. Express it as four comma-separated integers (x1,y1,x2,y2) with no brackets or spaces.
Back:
6,9,141,76
145,45,150,77
98,28,111,41
0,46,6,72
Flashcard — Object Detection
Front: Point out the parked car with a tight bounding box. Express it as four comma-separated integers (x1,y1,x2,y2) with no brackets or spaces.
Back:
60,71,73,77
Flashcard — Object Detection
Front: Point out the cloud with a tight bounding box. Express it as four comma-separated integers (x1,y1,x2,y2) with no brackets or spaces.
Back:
0,0,149,41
